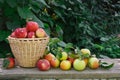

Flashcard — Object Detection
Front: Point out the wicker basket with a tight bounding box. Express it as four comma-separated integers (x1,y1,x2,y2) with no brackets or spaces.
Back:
7,36,49,67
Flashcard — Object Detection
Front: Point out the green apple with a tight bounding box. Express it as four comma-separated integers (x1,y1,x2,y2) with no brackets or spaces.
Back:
59,52,68,61
73,59,86,71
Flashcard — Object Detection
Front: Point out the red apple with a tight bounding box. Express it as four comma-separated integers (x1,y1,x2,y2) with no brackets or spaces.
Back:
14,28,27,38
50,57,60,68
44,53,55,62
36,28,46,38
27,32,35,38
67,57,75,65
26,21,39,32
37,59,50,71
10,32,16,38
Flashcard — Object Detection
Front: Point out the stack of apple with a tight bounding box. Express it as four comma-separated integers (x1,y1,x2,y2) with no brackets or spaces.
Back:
10,21,46,38
37,48,100,71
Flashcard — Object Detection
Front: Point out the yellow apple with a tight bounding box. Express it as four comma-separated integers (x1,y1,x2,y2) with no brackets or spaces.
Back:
83,58,89,66
36,28,46,38
60,60,71,70
80,48,91,56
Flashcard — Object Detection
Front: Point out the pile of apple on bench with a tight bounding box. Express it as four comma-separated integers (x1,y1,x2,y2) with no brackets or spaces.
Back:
3,21,113,71
34,48,113,71
3,48,113,71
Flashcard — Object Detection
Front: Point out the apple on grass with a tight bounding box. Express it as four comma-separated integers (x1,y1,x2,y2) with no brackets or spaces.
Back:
37,59,50,71
36,28,46,38
73,59,86,71
14,28,27,38
50,57,60,68
60,60,71,70
26,21,39,32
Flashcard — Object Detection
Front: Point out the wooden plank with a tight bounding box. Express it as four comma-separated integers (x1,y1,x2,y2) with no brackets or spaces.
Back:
0,59,120,79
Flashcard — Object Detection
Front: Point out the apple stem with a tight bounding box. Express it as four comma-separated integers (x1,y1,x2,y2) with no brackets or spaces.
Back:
91,54,96,58
26,18,33,22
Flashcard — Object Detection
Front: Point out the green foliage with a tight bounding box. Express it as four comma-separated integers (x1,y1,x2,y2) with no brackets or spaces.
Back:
0,41,12,58
0,0,120,58
85,0,120,34
100,61,114,70
0,30,11,42
92,36,120,58
47,38,73,56
42,0,120,59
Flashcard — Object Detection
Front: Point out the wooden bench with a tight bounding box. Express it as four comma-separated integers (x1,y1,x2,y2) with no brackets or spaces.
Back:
0,59,120,80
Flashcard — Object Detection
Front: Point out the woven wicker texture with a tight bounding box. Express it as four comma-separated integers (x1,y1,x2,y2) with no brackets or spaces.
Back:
7,36,49,67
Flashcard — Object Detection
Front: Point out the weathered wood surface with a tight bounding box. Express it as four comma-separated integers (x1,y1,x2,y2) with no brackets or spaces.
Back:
0,59,120,79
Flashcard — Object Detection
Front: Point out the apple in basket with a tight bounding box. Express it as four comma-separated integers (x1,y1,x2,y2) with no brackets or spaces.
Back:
26,21,39,32
36,28,46,38
10,31,16,38
14,27,27,38
37,59,50,71
27,32,36,38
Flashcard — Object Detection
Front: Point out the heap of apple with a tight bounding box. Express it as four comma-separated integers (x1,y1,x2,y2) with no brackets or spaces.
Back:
37,48,100,71
10,21,46,38
7,21,113,71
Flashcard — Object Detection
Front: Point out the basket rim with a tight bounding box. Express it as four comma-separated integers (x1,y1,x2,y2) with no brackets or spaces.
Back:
7,36,49,40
